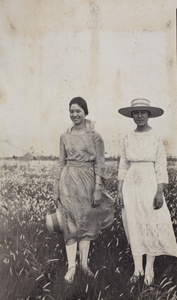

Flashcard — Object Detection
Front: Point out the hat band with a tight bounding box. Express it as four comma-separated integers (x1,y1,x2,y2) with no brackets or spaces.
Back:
132,103,150,107
131,98,150,107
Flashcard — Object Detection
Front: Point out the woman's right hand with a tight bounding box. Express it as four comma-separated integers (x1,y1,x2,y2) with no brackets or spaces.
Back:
117,191,124,208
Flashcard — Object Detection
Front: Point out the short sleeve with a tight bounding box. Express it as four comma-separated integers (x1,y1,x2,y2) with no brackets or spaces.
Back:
54,135,67,180
155,135,168,184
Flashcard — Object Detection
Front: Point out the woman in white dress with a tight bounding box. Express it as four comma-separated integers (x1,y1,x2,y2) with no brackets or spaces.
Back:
117,98,177,285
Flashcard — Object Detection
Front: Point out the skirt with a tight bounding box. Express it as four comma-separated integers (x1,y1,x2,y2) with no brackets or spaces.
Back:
59,162,115,245
122,162,177,257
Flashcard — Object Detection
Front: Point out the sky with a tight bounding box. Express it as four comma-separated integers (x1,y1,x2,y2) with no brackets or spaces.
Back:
0,0,177,158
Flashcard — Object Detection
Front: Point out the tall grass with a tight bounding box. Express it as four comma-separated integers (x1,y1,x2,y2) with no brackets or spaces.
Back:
0,160,177,300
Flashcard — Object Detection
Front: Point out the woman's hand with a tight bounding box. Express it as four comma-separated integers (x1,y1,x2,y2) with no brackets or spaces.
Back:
117,180,124,208
92,186,102,207
153,192,163,209
117,191,124,208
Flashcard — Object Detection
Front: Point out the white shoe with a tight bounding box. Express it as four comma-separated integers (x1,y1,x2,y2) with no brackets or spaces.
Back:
144,271,154,285
64,267,76,283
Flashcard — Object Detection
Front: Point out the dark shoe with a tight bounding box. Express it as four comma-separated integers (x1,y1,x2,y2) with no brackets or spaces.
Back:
81,267,94,277
130,272,144,284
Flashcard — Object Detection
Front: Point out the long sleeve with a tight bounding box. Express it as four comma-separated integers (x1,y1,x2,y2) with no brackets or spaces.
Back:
54,135,67,180
118,137,130,180
92,132,107,179
154,135,168,184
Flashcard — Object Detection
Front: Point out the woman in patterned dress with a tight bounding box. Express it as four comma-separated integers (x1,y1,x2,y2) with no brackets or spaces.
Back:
117,98,177,285
53,97,114,283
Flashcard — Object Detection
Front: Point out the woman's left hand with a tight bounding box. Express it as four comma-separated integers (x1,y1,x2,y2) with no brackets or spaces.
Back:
92,188,102,207
153,192,163,209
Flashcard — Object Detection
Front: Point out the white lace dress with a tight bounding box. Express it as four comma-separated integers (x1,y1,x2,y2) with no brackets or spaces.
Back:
118,129,177,257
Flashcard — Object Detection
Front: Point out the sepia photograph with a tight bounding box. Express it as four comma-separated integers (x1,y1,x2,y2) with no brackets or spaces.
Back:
0,1,177,299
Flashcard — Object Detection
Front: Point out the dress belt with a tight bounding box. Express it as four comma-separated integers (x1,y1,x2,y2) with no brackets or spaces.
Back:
130,161,154,167
66,161,93,168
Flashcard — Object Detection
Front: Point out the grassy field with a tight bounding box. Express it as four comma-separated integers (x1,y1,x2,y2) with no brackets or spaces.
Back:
0,159,177,300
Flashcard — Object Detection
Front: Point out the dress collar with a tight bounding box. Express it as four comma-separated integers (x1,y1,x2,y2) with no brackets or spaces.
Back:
66,119,95,134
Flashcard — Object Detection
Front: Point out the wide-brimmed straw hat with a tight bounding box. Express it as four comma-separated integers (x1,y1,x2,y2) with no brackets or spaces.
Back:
118,98,164,118
46,202,67,233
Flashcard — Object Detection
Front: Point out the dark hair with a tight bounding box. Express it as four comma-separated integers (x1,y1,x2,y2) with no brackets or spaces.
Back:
69,97,89,116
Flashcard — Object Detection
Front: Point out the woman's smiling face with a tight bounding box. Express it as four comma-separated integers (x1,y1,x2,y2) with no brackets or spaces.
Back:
69,103,86,125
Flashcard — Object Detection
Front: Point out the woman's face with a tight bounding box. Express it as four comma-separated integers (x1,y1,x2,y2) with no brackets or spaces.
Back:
132,110,149,127
69,103,85,125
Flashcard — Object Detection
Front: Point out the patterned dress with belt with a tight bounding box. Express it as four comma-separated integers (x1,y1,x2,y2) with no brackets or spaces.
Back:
55,119,114,245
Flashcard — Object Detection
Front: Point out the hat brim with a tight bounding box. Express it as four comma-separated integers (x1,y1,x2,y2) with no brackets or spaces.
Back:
118,106,164,118
46,202,67,233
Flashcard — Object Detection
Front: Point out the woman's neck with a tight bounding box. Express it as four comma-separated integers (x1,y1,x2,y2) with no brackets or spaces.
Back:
72,123,86,132
135,124,151,132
